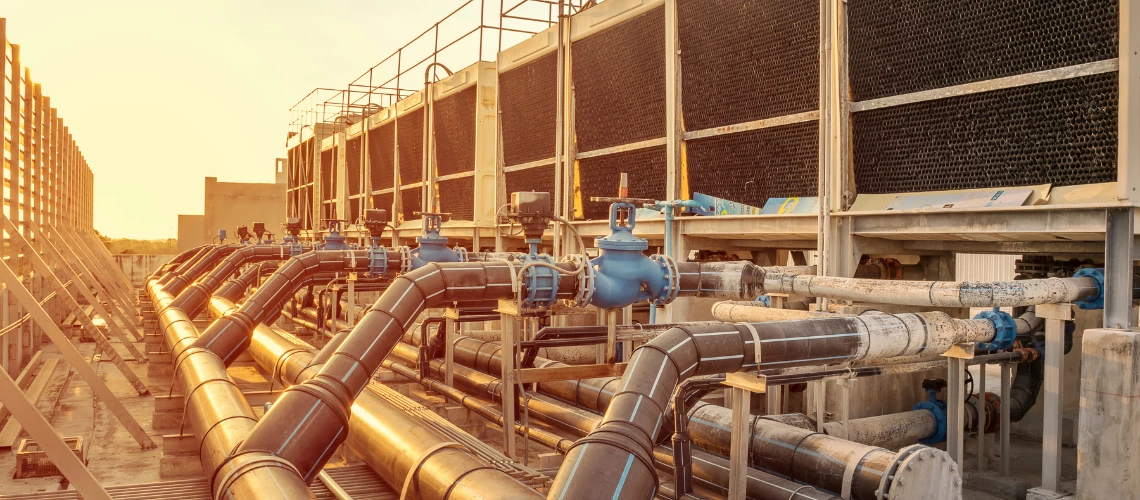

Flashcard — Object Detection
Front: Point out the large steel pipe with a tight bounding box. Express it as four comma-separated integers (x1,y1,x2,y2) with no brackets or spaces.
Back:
222,259,763,497
192,249,396,366
166,245,301,318
548,313,983,499
162,244,241,295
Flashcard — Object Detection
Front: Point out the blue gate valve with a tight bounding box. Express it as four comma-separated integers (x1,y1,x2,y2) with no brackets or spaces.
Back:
913,379,948,445
587,202,678,309
409,213,466,270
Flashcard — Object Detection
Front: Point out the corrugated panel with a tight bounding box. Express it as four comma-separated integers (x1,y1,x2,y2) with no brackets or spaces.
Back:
437,177,475,221
577,146,666,220
956,254,1021,282
372,192,394,216
572,6,666,152
677,0,819,130
433,86,477,177
852,72,1117,194
368,123,396,191
685,121,819,207
398,108,424,185
499,52,558,166
504,165,558,213
346,136,362,197
400,187,422,221
320,147,334,202
849,0,1119,101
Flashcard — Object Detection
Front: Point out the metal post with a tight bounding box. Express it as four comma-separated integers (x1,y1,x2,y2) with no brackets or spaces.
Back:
838,379,851,439
500,309,517,459
605,309,617,364
444,308,458,387
728,386,750,500
1105,208,1134,329
0,368,111,500
813,380,826,432
1037,302,1072,493
346,274,356,327
977,361,986,471
947,357,966,467
1000,361,1012,476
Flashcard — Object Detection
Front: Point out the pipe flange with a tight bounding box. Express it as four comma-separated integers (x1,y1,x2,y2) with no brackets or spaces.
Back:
876,445,959,500
1072,267,1105,310
399,246,413,274
456,247,469,263
650,254,680,305
566,253,595,308
523,254,559,308
912,400,948,445
368,246,389,277
975,308,1016,351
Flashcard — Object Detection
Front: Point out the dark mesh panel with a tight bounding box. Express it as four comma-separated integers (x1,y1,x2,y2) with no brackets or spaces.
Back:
505,165,557,210
346,136,362,197
368,123,396,191
434,86,477,177
400,188,423,221
302,139,315,230
852,73,1117,194
320,148,334,202
500,52,558,166
578,146,666,220
438,177,475,221
849,0,1119,101
686,121,819,207
347,198,361,225
678,0,819,130
372,192,395,216
398,108,425,185
572,7,666,152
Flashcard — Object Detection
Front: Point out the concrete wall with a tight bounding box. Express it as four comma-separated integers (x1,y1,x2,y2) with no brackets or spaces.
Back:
112,254,174,287
202,177,286,243
177,214,206,252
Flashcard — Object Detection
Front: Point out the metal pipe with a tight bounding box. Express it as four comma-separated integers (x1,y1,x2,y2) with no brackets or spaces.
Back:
224,260,762,497
711,301,846,322
229,302,544,500
156,245,213,286
191,249,397,366
215,262,280,303
167,245,300,318
761,272,1101,308
548,313,979,499
162,244,242,296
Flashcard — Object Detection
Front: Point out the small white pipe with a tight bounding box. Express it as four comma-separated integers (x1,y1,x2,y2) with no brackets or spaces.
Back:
763,274,1098,308
711,301,845,323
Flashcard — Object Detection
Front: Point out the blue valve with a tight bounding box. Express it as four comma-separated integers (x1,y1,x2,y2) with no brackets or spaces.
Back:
975,307,1017,351
1072,267,1105,310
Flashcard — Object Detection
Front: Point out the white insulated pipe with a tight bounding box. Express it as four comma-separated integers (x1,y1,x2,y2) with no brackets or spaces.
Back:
762,274,1099,308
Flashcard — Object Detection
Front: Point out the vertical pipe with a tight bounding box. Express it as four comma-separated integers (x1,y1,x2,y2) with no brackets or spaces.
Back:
501,310,517,459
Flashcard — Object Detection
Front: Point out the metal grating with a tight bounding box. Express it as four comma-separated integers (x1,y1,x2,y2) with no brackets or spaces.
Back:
505,165,558,213
437,177,475,221
368,123,396,192
433,86,478,177
372,192,394,216
398,108,425,185
848,0,1119,101
677,0,819,131
401,187,423,221
499,52,558,166
346,136,362,198
685,121,819,207
572,6,666,152
852,73,1118,194
577,146,667,220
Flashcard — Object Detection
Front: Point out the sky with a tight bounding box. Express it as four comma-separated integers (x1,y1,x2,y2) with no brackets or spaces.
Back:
2,0,535,239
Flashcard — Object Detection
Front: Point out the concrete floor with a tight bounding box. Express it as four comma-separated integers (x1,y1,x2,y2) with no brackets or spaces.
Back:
0,338,163,496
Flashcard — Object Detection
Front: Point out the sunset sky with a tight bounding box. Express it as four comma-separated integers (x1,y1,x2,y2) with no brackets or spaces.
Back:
3,0,521,239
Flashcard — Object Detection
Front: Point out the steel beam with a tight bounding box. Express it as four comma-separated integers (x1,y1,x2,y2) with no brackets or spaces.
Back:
1037,302,1073,493
0,259,154,449
0,366,111,500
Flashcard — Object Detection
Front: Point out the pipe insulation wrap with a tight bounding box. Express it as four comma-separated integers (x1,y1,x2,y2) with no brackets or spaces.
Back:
762,273,1100,308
